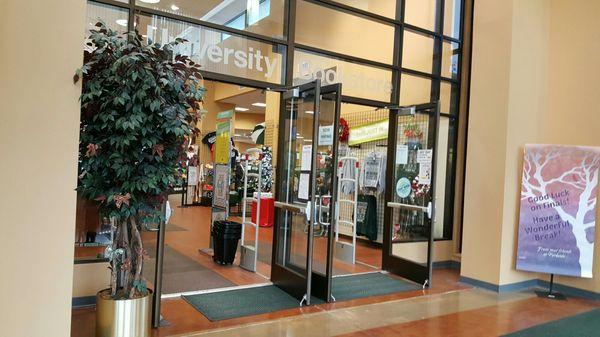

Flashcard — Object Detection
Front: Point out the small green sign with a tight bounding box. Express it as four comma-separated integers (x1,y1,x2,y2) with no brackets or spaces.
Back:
348,119,389,146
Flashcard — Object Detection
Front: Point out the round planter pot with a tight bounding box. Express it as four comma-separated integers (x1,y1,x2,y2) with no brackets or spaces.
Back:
96,289,152,337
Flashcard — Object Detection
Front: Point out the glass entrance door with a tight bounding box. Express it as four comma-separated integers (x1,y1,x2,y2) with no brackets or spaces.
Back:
308,83,342,302
271,80,321,305
382,103,440,287
271,80,342,304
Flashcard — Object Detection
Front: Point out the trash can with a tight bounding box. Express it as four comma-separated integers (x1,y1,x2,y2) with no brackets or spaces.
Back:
211,220,242,265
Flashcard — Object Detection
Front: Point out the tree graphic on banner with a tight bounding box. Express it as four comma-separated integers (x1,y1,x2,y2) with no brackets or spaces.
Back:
521,145,600,277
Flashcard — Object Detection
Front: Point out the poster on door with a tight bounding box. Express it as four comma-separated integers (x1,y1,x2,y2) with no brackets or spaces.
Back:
516,144,600,278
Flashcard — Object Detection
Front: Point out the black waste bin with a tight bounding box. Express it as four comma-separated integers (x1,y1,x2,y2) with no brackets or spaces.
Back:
211,220,242,265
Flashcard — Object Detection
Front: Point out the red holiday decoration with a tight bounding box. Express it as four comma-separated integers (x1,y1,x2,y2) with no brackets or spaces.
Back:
339,118,349,142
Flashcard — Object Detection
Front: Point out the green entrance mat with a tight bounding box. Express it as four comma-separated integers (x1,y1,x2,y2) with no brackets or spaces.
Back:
502,308,600,337
183,273,419,321
332,272,420,301
182,285,321,321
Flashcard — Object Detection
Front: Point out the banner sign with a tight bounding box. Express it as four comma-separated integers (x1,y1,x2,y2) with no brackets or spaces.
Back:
213,164,230,209
516,144,600,278
215,110,232,164
348,119,388,146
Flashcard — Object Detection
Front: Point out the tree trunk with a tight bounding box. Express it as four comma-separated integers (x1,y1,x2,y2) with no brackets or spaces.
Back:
129,216,144,298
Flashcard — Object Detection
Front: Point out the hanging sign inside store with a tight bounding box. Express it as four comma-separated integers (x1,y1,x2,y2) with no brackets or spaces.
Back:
215,110,233,165
348,119,389,146
516,144,600,278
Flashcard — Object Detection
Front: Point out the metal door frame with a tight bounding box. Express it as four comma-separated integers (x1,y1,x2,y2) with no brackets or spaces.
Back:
310,83,342,303
382,102,440,287
271,80,322,305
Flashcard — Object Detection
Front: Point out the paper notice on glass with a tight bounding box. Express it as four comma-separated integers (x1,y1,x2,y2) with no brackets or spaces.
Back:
301,145,312,170
416,149,433,164
318,125,334,145
418,162,432,185
298,173,310,200
396,145,408,164
187,166,198,185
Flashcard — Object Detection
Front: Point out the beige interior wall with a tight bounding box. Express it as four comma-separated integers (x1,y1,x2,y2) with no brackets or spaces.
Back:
497,0,549,286
461,0,513,285
234,112,265,130
463,0,600,291
538,0,600,292
0,1,85,336
72,263,111,298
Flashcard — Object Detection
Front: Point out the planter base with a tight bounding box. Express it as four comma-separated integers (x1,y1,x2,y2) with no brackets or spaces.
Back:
96,289,152,337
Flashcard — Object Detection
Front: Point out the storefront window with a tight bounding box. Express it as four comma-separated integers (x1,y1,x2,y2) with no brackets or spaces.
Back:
444,0,462,38
402,30,435,74
135,0,285,39
295,0,395,65
400,73,431,106
293,49,393,103
330,0,398,19
440,82,458,115
136,13,286,84
404,0,438,32
442,41,460,80
85,1,129,36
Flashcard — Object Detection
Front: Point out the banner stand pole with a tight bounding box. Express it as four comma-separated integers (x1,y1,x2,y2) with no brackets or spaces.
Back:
535,274,567,301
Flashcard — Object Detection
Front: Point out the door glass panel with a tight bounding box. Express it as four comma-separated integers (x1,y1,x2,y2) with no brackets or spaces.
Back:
275,88,317,275
311,90,338,276
390,113,434,265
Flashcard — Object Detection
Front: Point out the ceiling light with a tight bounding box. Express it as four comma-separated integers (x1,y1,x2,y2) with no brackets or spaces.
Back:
235,107,249,112
116,19,128,27
170,4,179,10
140,0,161,3
305,110,314,114
252,102,267,108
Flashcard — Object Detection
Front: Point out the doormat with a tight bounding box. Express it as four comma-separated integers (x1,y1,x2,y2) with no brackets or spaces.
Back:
144,245,234,294
331,272,420,301
502,308,600,337
183,285,322,321
258,241,348,276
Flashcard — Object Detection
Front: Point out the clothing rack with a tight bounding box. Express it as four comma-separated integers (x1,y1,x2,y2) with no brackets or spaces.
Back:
338,108,390,243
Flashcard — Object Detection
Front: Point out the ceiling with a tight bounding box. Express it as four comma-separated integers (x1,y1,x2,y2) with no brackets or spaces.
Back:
217,87,266,114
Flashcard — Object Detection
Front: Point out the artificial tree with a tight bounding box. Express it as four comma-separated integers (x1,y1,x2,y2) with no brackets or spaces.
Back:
75,22,205,299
